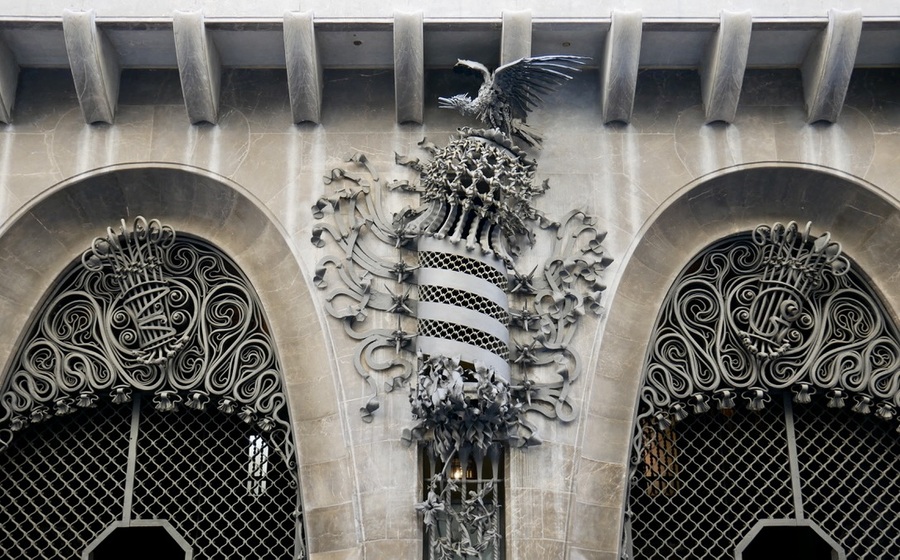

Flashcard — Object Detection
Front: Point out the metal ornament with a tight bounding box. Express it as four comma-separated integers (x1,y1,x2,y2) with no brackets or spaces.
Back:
438,55,589,147
0,218,299,486
313,56,606,559
624,222,900,559
312,136,609,437
628,220,900,484
82,217,187,365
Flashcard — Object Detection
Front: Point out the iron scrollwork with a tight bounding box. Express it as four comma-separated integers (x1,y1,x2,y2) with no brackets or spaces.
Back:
630,221,900,485
0,217,298,485
313,55,608,559
312,139,611,436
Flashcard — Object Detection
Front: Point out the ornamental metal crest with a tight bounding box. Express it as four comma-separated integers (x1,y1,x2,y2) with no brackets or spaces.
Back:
312,60,609,440
82,217,189,365
733,222,849,361
631,221,900,477
312,55,607,558
0,217,297,482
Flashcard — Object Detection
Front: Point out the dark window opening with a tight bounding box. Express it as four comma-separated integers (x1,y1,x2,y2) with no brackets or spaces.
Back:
741,526,838,560
90,526,187,560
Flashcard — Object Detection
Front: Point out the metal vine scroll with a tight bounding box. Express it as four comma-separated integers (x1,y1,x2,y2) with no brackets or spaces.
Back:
0,217,299,485
629,220,900,479
312,139,611,437
625,221,900,559
312,56,606,559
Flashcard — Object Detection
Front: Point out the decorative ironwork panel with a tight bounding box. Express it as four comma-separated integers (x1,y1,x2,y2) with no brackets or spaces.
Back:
418,319,511,360
131,401,300,559
418,285,509,326
0,400,131,559
0,221,306,559
420,447,504,560
628,403,794,559
637,223,900,427
1,223,298,478
794,400,900,558
312,57,606,560
627,223,900,560
418,251,508,290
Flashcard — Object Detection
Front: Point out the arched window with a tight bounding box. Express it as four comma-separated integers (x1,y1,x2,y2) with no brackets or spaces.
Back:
0,218,306,559
625,222,900,559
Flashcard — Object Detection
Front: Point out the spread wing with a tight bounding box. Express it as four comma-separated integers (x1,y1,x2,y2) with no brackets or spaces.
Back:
454,59,492,83
491,55,589,120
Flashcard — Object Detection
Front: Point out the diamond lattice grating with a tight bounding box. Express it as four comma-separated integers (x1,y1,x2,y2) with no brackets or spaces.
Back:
0,397,301,559
418,318,510,359
419,251,507,289
0,401,131,559
794,400,900,558
629,403,794,559
419,284,509,325
130,403,299,560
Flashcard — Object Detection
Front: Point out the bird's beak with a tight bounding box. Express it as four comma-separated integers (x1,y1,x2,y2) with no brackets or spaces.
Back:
437,97,453,109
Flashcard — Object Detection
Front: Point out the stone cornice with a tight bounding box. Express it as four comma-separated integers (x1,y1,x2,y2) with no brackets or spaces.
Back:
0,10,896,125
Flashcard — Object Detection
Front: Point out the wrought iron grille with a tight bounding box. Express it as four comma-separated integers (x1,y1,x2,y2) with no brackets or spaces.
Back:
0,225,306,559
794,400,900,557
131,399,300,559
418,285,510,326
629,396,900,559
421,448,505,560
0,400,130,559
629,402,795,559
0,395,301,559
418,319,511,359
627,224,900,559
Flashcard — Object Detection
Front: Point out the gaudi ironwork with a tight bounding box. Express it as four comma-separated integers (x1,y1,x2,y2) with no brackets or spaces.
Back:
312,55,607,559
438,55,588,147
82,217,188,366
624,222,900,559
0,218,305,559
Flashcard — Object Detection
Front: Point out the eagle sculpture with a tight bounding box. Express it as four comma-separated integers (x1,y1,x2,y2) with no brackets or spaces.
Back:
438,55,589,146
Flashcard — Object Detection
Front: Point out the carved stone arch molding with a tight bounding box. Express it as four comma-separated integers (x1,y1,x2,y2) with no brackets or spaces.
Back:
569,163,900,558
0,164,355,557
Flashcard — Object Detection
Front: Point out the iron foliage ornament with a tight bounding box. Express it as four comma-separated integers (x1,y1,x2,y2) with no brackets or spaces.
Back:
313,55,607,559
0,217,298,482
630,221,900,480
312,138,610,438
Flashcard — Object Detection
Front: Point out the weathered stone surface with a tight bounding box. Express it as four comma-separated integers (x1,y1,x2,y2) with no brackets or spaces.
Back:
0,37,18,124
568,502,621,553
393,11,424,124
574,459,627,508
2,0,898,19
0,47,896,560
304,502,359,553
600,10,642,124
173,10,221,124
284,11,322,124
700,10,752,123
62,9,120,124
501,9,532,64
802,9,863,123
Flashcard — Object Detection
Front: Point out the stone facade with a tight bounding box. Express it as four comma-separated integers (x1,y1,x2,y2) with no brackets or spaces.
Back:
0,3,898,559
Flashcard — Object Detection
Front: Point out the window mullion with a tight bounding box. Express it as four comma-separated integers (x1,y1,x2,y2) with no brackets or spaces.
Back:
782,392,805,520
121,393,142,522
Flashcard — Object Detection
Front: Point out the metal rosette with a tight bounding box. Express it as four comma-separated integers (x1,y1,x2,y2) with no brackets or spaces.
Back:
416,236,510,381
